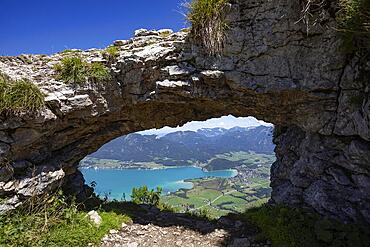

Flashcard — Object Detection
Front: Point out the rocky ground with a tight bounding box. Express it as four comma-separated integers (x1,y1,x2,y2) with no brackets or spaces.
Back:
99,205,269,247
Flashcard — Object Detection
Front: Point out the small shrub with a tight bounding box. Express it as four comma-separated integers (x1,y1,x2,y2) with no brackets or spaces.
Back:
180,27,191,33
0,73,45,115
103,46,119,59
54,57,111,84
297,0,328,33
88,63,111,81
187,207,213,220
159,31,172,38
157,201,178,212
131,186,162,206
186,0,229,55
297,0,369,55
54,57,87,84
336,0,370,54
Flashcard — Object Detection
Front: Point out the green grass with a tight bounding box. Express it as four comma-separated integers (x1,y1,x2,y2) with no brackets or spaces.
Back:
164,193,209,208
0,192,131,247
213,195,246,205
0,73,45,115
188,188,222,200
89,63,111,82
238,204,370,247
186,0,229,55
54,57,111,84
53,57,87,84
103,46,119,59
229,191,246,197
162,175,272,218
162,196,188,206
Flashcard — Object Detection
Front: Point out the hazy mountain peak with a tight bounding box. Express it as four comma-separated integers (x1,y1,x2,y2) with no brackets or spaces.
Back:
89,126,275,164
138,116,272,136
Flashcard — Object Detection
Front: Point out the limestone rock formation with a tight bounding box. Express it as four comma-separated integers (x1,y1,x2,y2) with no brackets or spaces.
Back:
0,0,369,222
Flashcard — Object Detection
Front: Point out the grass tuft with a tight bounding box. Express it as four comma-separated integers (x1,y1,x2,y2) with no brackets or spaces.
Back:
186,0,229,55
0,73,45,115
88,63,111,82
54,57,111,85
159,31,172,38
103,46,119,59
53,57,87,84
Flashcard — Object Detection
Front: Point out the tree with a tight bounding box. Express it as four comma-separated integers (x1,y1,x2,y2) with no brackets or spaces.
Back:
131,186,162,206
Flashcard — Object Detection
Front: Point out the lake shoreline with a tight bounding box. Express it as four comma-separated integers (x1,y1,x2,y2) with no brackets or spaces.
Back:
79,164,238,174
79,157,200,171
81,166,238,201
80,165,195,171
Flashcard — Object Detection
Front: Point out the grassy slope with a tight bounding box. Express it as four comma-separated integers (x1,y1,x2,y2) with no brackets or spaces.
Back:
237,205,370,247
0,194,131,247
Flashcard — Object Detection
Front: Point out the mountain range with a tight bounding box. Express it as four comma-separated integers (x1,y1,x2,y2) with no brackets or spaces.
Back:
88,126,275,165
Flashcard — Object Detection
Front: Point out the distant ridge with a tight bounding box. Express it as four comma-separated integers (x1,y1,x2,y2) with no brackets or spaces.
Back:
88,126,274,165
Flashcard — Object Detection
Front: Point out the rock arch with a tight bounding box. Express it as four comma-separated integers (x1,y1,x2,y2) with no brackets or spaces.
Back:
0,0,369,222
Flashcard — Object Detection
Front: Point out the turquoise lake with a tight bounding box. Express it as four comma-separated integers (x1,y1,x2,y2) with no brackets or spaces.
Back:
81,167,237,200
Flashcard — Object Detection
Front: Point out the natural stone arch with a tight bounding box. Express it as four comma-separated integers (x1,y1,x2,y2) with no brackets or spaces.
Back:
0,0,369,222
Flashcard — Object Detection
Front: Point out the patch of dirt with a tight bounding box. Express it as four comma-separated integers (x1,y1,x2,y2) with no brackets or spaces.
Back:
99,205,270,247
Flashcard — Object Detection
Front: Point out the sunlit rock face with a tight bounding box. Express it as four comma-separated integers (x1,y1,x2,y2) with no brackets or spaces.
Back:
0,0,369,222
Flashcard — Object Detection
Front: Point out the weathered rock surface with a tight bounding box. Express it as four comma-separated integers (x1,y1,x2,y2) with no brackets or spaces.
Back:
101,223,232,247
99,205,267,247
0,0,369,222
88,210,102,227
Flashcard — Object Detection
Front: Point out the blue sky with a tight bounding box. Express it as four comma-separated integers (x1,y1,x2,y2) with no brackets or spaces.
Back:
1,1,271,130
0,0,186,56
